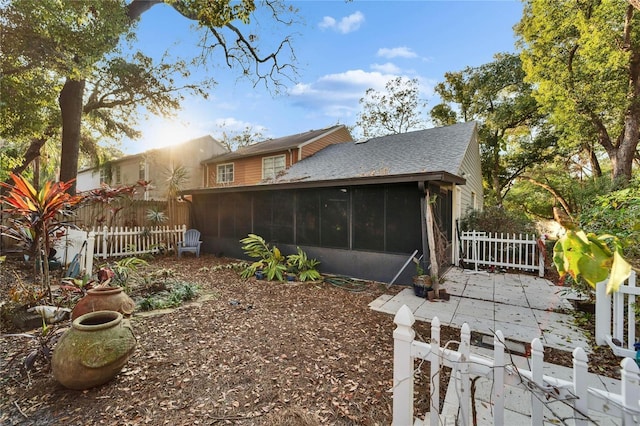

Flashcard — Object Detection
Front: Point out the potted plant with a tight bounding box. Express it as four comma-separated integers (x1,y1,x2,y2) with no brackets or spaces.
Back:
412,262,432,298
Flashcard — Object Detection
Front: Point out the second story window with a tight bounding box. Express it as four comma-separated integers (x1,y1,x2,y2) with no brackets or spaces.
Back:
217,163,234,183
262,154,285,180
99,167,108,185
114,165,122,185
139,161,146,181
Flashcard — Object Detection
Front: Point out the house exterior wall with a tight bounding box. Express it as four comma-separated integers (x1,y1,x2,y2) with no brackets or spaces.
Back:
206,150,295,187
299,126,353,159
77,136,226,200
216,240,416,285
451,129,484,265
205,130,353,188
76,168,101,193
457,131,484,215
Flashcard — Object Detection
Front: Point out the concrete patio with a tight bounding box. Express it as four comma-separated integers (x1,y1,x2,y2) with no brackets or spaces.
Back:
370,267,590,352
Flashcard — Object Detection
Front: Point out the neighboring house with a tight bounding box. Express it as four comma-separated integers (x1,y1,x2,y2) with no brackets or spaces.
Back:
201,125,354,187
183,122,483,284
77,135,228,200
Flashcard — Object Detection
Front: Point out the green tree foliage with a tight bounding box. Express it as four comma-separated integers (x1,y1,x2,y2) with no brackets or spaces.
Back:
459,206,537,235
506,160,617,222
553,208,632,294
431,53,556,206
516,0,640,186
356,77,427,139
578,178,640,262
2,0,298,192
216,123,265,152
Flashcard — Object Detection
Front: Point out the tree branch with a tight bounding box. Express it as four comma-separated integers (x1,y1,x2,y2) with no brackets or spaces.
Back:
519,175,573,216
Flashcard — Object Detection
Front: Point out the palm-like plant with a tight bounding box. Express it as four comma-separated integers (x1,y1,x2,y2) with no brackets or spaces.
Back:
0,173,83,302
286,247,321,282
239,234,287,281
165,165,189,225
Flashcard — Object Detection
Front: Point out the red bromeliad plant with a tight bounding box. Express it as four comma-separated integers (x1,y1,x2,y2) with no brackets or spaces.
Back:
0,173,83,302
82,180,149,227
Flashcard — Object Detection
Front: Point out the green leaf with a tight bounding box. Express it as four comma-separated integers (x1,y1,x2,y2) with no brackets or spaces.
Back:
606,250,632,294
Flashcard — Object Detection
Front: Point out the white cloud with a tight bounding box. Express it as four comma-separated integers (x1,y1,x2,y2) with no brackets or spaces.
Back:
288,69,397,119
287,70,438,124
318,16,337,30
377,46,418,59
318,11,364,34
371,62,401,74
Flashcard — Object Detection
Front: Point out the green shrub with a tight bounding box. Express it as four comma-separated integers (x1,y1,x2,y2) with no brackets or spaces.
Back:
578,179,640,263
136,281,200,311
459,206,537,235
238,234,321,282
286,247,321,281
239,234,286,281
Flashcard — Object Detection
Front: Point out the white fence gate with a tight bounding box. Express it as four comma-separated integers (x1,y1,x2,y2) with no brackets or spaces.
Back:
596,271,639,358
459,231,545,277
89,225,186,260
392,305,640,426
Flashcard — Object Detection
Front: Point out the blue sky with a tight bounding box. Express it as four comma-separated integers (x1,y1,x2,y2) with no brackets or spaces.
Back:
120,1,523,154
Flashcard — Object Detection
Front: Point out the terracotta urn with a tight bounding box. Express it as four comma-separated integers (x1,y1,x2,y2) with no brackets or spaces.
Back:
52,311,137,390
72,286,135,320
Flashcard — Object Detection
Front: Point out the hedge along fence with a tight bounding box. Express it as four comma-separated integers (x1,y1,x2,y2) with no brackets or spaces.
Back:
73,199,190,229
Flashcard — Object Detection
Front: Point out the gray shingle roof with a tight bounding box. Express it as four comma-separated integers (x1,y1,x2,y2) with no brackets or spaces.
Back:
203,124,348,163
274,122,477,183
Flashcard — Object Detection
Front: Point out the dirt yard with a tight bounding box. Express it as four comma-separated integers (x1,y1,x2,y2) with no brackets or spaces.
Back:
0,255,621,425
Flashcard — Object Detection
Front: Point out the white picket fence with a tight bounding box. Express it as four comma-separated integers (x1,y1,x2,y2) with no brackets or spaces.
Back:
89,225,187,260
54,228,95,279
596,271,639,358
460,231,545,277
392,305,640,426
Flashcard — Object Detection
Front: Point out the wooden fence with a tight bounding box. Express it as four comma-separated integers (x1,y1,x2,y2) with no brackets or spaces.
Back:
595,271,639,358
392,305,640,426
460,231,545,277
74,199,189,229
89,225,186,259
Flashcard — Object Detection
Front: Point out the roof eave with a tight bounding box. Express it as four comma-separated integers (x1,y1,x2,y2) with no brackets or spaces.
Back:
181,171,465,195
202,147,295,164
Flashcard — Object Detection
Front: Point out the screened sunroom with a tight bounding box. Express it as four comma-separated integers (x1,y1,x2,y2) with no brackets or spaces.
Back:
187,176,457,284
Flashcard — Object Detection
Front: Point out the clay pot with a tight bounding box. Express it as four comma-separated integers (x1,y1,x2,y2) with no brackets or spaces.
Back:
438,289,450,301
426,288,436,301
72,286,135,320
52,311,137,390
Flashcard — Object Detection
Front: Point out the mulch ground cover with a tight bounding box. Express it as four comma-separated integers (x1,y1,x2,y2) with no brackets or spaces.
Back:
0,255,622,425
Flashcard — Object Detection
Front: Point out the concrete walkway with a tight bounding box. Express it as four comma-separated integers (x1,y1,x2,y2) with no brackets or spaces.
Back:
370,268,629,424
369,267,590,352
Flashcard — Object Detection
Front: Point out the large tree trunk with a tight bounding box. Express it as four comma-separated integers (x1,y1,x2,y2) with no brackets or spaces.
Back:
584,143,602,178
7,136,47,176
59,78,85,192
612,5,640,185
614,115,640,184
55,1,160,193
